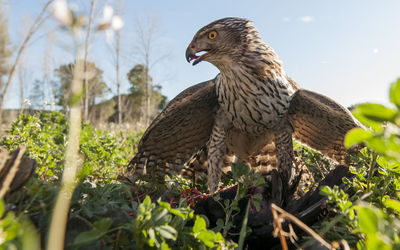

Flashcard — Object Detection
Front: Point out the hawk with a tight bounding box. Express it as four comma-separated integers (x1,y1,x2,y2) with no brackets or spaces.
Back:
127,18,362,203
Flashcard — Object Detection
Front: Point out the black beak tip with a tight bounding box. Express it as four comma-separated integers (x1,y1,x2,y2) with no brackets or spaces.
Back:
185,47,192,63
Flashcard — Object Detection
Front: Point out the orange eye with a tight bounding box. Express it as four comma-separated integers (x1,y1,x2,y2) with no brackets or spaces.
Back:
208,31,217,39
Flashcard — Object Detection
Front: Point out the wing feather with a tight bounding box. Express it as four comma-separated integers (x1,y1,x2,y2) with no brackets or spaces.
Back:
128,79,218,179
288,89,363,163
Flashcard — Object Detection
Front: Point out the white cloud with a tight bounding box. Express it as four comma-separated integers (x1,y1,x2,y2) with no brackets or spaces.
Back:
299,16,315,23
282,17,290,22
373,48,379,54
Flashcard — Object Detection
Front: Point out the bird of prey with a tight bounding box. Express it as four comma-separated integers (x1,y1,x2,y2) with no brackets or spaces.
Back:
127,17,362,203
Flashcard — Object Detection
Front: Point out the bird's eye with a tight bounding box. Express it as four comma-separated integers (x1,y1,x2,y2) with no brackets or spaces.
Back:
208,31,217,40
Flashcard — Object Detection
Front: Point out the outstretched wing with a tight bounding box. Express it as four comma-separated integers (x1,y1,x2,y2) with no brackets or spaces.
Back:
288,89,363,163
127,79,218,180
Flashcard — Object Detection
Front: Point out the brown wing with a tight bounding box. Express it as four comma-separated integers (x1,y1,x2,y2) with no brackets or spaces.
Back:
127,79,218,180
288,89,363,163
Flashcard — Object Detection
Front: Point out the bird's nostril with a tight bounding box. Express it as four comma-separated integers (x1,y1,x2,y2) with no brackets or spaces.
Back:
190,43,195,49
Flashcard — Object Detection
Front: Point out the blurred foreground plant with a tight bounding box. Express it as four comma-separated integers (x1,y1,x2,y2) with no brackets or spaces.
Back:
318,78,400,249
0,199,40,250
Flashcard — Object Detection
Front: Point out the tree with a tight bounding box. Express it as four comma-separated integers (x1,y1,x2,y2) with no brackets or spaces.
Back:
0,5,12,101
127,64,148,122
54,61,108,110
127,64,166,123
29,79,46,109
0,0,53,127
109,1,124,125
132,14,169,126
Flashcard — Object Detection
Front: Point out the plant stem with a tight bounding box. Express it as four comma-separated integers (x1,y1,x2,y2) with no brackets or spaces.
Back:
366,152,378,192
238,200,250,250
46,47,84,250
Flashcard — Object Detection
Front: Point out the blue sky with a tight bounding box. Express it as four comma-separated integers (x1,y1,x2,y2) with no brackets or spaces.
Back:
4,0,400,108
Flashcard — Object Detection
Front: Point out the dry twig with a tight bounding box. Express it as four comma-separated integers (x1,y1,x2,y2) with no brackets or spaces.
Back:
271,203,345,250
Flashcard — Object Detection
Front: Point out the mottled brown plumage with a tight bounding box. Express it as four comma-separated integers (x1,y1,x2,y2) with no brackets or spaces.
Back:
127,18,362,201
128,80,218,179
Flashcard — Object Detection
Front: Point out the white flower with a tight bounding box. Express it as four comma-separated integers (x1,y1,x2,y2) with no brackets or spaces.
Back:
111,16,124,31
98,5,124,43
103,5,114,21
52,0,73,26
23,99,31,106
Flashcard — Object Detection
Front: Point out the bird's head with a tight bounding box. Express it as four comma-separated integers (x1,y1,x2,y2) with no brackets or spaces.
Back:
186,17,261,67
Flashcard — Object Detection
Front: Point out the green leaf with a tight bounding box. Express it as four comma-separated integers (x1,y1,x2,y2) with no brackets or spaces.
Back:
215,232,224,242
353,110,383,132
93,218,112,232
0,200,4,217
365,234,392,250
356,206,379,234
148,228,157,247
366,137,388,154
167,208,186,220
387,161,400,172
232,163,250,181
196,231,216,248
161,241,171,250
344,128,373,148
342,201,353,211
19,215,41,250
152,208,169,225
253,176,266,186
158,201,188,219
389,78,400,107
251,193,263,212
319,186,333,196
158,201,171,210
214,218,225,232
143,195,152,206
72,230,103,248
384,199,400,214
156,225,177,240
4,218,19,241
193,215,206,233
356,103,397,123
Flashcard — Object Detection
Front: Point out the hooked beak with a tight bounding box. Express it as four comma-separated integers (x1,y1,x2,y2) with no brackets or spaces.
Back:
185,42,209,66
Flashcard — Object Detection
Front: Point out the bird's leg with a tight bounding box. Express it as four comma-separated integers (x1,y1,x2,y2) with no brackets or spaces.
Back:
207,108,231,193
273,119,298,205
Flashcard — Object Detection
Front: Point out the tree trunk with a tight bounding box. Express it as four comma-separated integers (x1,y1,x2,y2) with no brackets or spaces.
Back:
116,30,122,124
145,58,151,126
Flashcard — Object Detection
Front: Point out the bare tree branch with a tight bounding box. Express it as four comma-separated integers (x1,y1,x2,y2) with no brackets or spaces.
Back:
132,13,168,126
83,0,97,120
0,0,54,126
115,27,122,124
